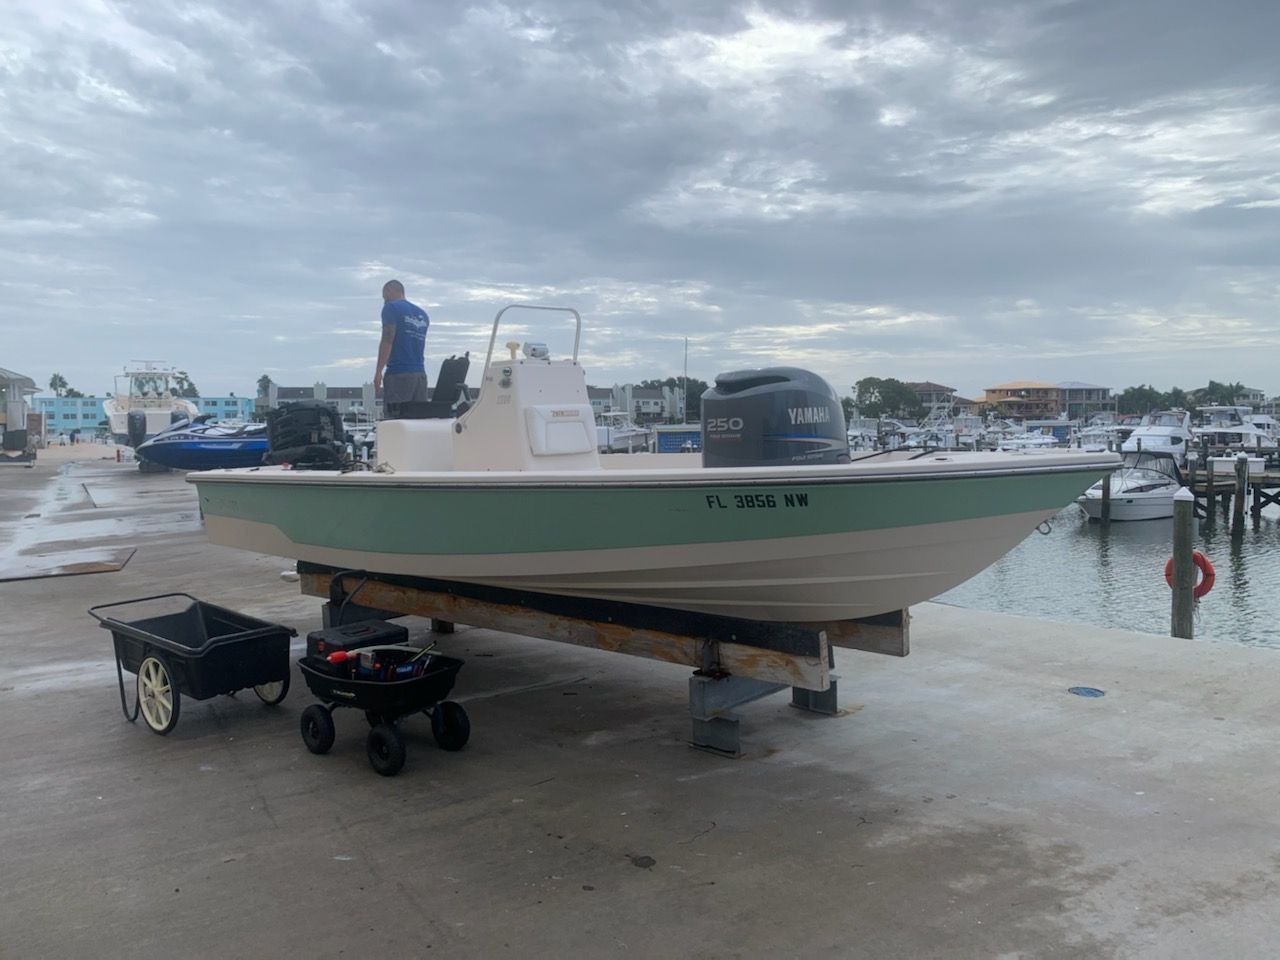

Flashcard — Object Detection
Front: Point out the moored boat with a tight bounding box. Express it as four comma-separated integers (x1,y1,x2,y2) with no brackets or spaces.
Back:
1077,450,1184,521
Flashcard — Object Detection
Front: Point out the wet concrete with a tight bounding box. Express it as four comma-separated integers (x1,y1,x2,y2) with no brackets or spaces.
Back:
2,455,1279,958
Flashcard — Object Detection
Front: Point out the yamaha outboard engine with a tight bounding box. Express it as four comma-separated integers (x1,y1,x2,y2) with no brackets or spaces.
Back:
265,401,346,469
126,410,148,448
701,367,849,467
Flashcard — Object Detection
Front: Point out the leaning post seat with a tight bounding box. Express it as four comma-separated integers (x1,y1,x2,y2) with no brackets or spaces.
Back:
393,354,471,421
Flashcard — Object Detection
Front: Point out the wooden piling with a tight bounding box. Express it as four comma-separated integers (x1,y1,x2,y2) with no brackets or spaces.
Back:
1171,488,1195,639
1232,453,1248,538
1100,471,1112,523
1204,457,1216,525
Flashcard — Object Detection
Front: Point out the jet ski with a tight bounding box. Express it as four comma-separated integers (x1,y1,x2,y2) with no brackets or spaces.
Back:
135,415,269,471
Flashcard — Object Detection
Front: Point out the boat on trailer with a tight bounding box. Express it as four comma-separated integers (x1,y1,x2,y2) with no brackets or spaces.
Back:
189,305,1118,623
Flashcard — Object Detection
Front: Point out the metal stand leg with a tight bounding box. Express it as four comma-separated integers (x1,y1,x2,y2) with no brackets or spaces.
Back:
688,674,787,757
791,674,839,715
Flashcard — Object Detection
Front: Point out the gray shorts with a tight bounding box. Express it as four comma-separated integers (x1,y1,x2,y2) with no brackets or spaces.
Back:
382,372,429,417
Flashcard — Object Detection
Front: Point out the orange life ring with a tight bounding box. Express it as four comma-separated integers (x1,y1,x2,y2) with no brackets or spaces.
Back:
1164,551,1215,599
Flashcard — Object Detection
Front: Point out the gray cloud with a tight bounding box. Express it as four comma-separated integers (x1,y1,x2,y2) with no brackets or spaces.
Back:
2,0,1277,401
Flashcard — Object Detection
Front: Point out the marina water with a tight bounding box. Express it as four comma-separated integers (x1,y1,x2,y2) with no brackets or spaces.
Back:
940,503,1280,647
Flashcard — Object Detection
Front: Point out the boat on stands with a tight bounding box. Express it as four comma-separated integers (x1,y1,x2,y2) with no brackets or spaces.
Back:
188,305,1118,623
1077,450,1184,522
103,362,199,446
135,416,268,471
1120,409,1193,463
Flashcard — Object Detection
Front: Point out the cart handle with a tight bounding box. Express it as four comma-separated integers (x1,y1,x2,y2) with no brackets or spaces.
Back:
88,592,202,625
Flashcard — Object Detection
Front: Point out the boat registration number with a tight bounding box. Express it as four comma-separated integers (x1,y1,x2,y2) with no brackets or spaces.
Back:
705,493,809,510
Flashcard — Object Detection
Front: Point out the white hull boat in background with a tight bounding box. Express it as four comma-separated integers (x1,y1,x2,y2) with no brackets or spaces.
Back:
596,411,651,453
1077,450,1184,521
1120,410,1193,463
103,362,199,446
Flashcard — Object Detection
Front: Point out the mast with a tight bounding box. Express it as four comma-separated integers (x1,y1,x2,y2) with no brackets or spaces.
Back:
682,337,688,424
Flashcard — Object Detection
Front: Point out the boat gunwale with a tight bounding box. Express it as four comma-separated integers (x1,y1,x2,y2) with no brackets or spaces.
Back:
188,455,1119,492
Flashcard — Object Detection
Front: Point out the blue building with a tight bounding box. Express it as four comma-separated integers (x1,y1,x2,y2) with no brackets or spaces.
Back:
192,396,255,420
35,395,255,439
35,396,107,438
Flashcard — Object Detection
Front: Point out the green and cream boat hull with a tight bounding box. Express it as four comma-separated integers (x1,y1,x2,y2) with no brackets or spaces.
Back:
191,451,1113,622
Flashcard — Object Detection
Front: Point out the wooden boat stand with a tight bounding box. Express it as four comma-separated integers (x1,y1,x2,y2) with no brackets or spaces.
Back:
297,562,909,757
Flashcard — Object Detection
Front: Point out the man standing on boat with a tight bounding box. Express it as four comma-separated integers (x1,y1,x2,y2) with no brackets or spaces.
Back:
374,279,430,418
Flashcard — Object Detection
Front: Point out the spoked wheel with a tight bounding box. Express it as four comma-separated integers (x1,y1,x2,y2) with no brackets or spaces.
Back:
366,723,406,777
253,672,290,706
300,704,336,755
137,655,180,735
430,701,470,752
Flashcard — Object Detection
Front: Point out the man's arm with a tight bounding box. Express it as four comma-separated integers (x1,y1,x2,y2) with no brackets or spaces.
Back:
374,324,396,391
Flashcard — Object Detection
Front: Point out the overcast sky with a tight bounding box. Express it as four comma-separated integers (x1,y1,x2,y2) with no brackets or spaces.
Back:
3,0,1278,401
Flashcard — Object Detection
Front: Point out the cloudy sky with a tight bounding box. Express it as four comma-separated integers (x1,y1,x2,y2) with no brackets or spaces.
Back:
3,0,1278,401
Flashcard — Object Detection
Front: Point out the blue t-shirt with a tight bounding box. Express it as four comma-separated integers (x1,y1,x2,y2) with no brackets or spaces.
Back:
381,299,429,375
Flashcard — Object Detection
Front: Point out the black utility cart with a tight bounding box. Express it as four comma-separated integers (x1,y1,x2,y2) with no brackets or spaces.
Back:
298,627,469,776
90,593,296,735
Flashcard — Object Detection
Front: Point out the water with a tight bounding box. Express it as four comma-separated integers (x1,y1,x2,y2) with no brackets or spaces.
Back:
939,503,1280,648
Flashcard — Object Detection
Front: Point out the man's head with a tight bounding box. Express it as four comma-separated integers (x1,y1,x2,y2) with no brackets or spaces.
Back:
382,279,405,302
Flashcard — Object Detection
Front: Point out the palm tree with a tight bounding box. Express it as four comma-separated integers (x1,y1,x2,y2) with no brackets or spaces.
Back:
48,372,68,397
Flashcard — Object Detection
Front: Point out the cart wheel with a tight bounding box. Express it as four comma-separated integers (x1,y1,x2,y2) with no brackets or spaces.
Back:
366,724,406,777
300,704,335,755
431,701,470,752
364,710,382,728
253,672,290,706
137,655,180,735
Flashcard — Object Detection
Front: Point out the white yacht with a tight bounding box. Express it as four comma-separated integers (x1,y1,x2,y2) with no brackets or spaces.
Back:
1078,450,1184,521
596,411,651,453
1192,406,1272,451
998,429,1060,451
1120,410,1193,462
102,363,199,446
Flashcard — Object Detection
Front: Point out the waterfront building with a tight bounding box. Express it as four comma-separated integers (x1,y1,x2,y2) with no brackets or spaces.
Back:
1,368,39,446
905,381,956,407
983,381,1060,418
612,383,686,424
1056,381,1115,420
255,382,381,420
35,394,254,438
192,396,255,420
587,386,615,418
1237,386,1266,409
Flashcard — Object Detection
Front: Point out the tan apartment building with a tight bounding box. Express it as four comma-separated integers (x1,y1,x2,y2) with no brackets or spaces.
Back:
983,381,1060,418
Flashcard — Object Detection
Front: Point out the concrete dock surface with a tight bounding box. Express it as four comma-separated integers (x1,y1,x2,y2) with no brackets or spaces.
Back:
2,454,1278,959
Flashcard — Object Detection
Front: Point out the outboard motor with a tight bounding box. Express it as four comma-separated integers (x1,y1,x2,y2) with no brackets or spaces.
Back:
265,401,346,469
126,410,148,448
701,367,849,467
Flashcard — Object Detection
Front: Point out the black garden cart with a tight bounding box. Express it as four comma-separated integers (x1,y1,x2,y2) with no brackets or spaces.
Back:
90,593,296,735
